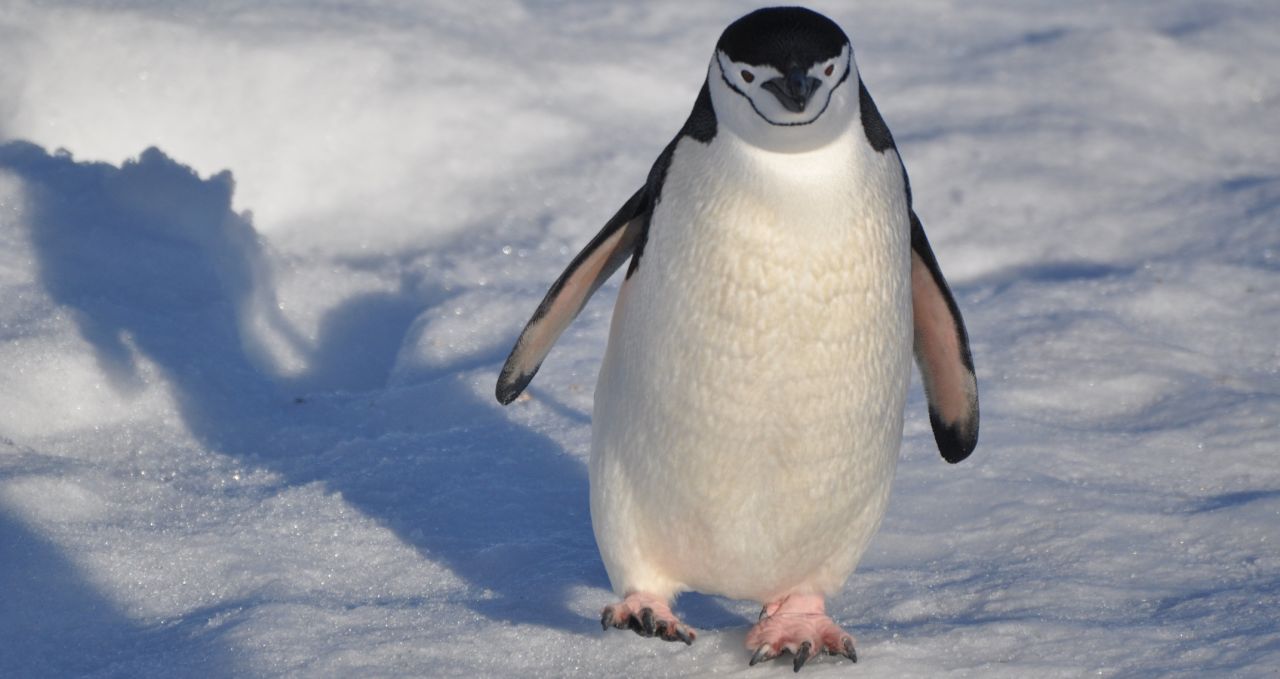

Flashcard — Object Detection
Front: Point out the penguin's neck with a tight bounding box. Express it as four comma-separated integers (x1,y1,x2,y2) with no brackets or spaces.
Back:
689,122,886,237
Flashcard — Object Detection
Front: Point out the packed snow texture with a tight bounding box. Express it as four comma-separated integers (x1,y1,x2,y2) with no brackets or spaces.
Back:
1,1,1278,677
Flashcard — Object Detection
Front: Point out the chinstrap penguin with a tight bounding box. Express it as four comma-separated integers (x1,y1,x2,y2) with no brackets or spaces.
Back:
496,6,979,671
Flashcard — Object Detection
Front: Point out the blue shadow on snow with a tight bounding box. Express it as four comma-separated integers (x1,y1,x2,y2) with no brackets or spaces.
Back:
0,497,233,678
0,141,621,660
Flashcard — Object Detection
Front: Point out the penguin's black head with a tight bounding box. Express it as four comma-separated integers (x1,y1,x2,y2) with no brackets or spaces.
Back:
708,7,858,152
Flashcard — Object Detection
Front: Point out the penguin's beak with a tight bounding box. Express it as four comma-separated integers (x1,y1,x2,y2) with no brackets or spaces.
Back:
762,68,821,113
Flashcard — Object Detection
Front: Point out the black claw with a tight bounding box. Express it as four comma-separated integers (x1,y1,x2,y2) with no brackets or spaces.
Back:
640,608,656,637
842,637,857,663
606,605,694,645
793,641,812,673
749,645,772,666
675,625,694,645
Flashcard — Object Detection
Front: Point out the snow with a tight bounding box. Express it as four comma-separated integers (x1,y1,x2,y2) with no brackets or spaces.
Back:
0,0,1277,676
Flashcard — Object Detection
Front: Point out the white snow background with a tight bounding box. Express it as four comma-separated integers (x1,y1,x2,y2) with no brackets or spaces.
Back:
1,1,1277,677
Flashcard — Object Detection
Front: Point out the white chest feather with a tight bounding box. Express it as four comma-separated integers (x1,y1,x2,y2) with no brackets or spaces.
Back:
590,127,913,602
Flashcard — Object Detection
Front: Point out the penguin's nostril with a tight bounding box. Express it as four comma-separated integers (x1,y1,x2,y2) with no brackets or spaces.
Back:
787,70,807,93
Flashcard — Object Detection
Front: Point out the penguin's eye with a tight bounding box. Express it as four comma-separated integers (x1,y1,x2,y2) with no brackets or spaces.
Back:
741,70,754,84
824,64,835,77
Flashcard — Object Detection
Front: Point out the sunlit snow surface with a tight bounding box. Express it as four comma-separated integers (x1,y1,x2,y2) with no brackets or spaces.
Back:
1,1,1278,676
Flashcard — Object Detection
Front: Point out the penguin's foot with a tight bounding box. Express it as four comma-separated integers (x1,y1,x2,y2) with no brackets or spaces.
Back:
745,594,856,672
600,592,696,645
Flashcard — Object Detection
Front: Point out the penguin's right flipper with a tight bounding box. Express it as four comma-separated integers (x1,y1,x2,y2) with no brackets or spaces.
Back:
495,187,650,405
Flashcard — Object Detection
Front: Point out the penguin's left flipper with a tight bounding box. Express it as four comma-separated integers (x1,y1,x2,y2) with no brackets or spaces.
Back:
495,187,650,405
909,210,979,463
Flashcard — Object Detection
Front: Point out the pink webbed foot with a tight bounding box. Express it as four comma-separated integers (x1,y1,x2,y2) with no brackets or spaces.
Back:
600,592,696,645
746,594,857,672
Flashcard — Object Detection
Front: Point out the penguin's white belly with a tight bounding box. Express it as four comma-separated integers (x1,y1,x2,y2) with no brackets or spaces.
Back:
590,133,912,602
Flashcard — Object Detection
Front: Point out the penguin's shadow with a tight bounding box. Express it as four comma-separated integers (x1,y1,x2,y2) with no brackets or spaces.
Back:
0,141,646,639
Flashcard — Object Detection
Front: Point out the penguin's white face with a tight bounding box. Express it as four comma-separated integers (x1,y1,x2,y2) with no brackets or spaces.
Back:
706,8,860,153
714,45,851,128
